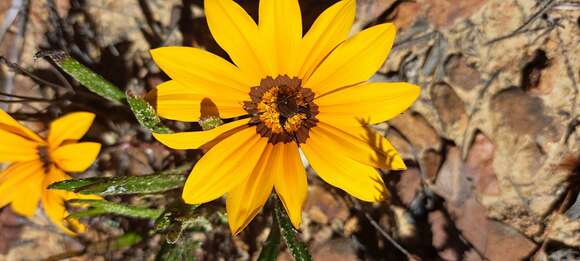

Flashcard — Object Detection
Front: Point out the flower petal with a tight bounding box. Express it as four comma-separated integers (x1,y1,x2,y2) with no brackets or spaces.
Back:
150,80,247,122
226,144,274,234
153,119,248,150
51,142,101,173
182,127,268,204
0,161,44,209
41,167,91,235
0,109,43,142
309,123,406,170
259,0,302,76
0,128,41,162
272,143,307,228
150,46,252,93
48,112,95,149
297,0,355,80
204,0,270,81
11,170,43,217
316,82,420,127
305,23,397,95
301,137,388,202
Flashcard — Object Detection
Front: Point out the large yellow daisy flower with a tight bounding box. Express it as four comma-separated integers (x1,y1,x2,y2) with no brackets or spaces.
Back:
0,110,101,235
151,0,420,234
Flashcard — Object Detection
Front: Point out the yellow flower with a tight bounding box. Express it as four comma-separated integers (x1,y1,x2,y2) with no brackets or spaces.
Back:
150,0,420,234
0,110,101,235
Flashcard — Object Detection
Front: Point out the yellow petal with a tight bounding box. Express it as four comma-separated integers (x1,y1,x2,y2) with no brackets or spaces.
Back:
0,161,44,209
305,23,397,95
153,119,248,150
204,0,270,81
0,109,43,142
309,123,406,170
150,46,252,93
226,144,274,234
48,112,95,149
51,142,101,173
272,143,307,228
316,82,420,127
182,127,267,204
0,128,41,162
11,169,43,217
259,0,302,76
151,80,247,122
301,137,388,202
297,0,355,80
41,167,88,235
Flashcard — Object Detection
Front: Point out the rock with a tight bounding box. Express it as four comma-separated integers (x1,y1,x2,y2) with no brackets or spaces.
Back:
464,133,500,196
304,186,350,225
431,82,469,141
445,55,482,92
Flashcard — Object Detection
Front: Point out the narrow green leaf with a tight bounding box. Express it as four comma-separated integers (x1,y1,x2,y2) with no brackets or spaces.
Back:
127,90,172,133
154,202,211,244
109,232,144,249
199,116,223,131
49,164,191,195
156,236,199,261
86,232,143,254
37,51,125,102
68,199,163,219
49,177,102,191
257,211,281,261
275,202,312,261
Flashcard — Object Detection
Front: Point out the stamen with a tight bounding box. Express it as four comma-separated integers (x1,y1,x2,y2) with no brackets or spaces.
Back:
37,145,51,173
244,75,318,144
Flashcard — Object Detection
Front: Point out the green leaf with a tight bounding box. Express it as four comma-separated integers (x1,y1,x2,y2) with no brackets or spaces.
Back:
156,236,199,261
108,232,144,249
37,50,125,102
154,202,210,244
49,164,191,195
86,232,143,254
199,116,223,131
127,91,172,134
257,211,281,261
68,199,163,219
275,201,312,261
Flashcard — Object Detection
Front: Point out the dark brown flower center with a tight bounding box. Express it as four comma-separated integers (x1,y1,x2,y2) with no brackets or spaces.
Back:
37,145,53,173
244,75,319,144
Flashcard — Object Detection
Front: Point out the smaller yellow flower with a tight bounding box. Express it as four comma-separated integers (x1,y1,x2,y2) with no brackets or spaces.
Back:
0,109,101,235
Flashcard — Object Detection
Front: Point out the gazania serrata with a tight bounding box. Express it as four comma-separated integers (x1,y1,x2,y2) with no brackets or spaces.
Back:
0,110,101,235
150,0,420,234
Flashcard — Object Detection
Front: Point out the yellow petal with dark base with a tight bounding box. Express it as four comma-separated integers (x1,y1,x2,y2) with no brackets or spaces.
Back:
226,144,274,234
297,0,355,81
152,80,247,121
305,23,397,95
259,0,302,76
0,128,41,162
316,82,420,127
0,161,43,209
11,169,43,217
153,119,248,150
272,143,307,228
0,109,43,142
204,0,270,82
41,167,93,235
51,142,101,173
182,128,267,204
48,112,95,149
310,123,406,170
301,138,388,202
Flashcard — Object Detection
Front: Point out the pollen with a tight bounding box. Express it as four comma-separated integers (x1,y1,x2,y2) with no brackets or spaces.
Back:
244,75,318,144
